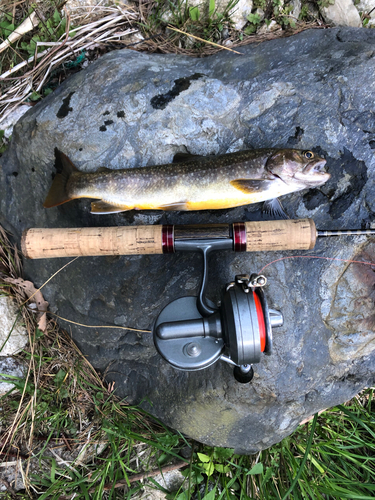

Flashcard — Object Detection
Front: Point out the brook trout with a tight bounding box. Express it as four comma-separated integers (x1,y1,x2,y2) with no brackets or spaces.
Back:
44,148,329,214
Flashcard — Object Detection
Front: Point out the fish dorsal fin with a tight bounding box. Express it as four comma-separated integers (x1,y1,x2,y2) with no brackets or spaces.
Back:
96,166,113,173
157,201,189,211
55,148,79,177
43,149,79,208
230,179,271,194
262,198,289,219
91,200,131,214
173,152,209,163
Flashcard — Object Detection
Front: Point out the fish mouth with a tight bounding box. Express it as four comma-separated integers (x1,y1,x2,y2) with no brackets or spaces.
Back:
294,159,330,186
303,159,327,175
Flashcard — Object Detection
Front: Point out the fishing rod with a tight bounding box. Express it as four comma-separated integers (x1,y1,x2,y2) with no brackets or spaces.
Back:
22,219,375,260
22,219,375,383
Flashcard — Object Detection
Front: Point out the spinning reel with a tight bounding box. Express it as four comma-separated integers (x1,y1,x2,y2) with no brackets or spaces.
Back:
153,236,283,383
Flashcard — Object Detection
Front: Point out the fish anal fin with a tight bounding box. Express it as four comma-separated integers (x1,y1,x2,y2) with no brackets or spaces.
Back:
230,179,269,194
158,201,189,211
90,200,131,214
262,198,289,219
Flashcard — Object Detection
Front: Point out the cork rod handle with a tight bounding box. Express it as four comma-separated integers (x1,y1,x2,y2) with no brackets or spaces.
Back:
245,219,317,252
22,226,164,259
21,219,318,259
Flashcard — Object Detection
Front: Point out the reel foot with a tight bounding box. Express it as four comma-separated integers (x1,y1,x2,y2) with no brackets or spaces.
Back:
233,365,254,384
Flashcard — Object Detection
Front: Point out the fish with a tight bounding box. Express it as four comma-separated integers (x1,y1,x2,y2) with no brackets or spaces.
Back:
43,148,330,215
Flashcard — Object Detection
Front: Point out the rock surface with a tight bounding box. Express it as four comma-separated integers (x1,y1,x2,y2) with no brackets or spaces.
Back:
1,28,375,453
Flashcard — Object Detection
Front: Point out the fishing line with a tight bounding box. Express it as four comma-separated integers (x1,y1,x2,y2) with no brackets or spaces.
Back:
258,255,375,275
18,255,150,333
48,311,151,334
20,256,80,306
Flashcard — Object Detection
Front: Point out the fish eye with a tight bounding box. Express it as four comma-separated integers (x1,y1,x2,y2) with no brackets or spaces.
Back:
303,151,314,159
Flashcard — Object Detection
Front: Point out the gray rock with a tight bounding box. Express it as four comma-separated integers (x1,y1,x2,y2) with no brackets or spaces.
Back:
1,27,375,453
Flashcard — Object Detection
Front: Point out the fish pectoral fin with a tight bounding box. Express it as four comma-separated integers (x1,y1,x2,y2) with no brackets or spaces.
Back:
262,198,289,219
230,179,270,194
157,201,189,211
90,200,131,214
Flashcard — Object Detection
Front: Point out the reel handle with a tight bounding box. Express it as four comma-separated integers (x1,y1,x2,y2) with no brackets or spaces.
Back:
21,219,317,259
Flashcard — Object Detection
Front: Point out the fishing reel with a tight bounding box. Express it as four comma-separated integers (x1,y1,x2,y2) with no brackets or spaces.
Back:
153,237,283,383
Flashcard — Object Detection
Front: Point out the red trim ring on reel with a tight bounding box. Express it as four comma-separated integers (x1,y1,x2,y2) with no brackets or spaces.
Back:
253,291,266,353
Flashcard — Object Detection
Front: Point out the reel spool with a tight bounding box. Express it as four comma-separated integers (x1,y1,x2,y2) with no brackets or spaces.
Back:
154,272,283,383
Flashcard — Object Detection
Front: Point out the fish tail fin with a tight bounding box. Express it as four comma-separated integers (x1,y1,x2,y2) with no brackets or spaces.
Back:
43,148,78,208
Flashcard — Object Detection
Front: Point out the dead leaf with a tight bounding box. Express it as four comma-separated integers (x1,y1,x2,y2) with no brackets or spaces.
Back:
4,277,49,333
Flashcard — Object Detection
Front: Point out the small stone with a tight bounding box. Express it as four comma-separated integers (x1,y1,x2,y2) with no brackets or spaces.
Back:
222,26,229,38
0,105,31,139
183,34,196,49
0,357,26,395
355,0,375,19
152,469,185,491
321,0,362,27
160,9,174,24
185,0,253,30
258,20,282,33
0,296,28,356
307,1,320,17
290,0,301,20
65,0,116,20
123,31,145,48
254,7,265,21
